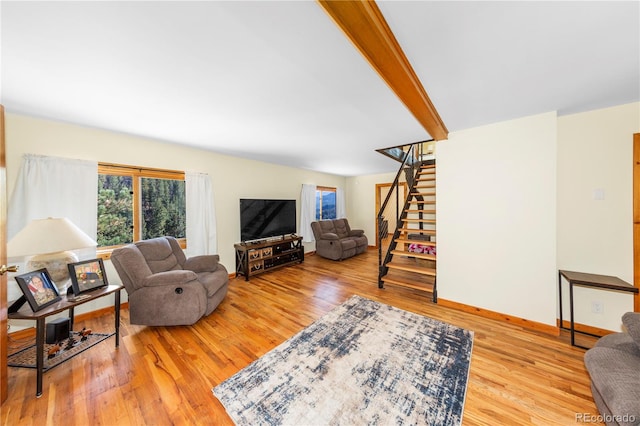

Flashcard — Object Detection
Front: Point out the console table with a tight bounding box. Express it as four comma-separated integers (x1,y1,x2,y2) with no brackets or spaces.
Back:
7,284,123,397
558,270,638,349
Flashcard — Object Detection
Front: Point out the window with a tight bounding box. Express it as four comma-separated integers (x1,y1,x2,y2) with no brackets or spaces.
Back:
98,163,186,251
316,186,337,220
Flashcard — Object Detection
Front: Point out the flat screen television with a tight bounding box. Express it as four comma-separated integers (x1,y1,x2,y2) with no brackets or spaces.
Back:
240,199,297,242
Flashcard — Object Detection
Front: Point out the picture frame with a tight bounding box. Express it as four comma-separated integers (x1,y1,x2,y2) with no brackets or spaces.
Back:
68,258,109,296
14,268,61,312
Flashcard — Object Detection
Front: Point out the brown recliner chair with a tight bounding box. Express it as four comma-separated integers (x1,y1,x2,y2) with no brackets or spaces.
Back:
111,236,228,326
311,218,368,260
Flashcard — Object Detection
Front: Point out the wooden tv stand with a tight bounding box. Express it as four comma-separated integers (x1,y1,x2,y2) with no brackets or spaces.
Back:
234,235,304,281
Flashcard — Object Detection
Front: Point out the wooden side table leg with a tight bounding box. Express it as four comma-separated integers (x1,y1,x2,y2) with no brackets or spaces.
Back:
569,281,576,347
558,271,564,328
68,306,75,331
114,290,120,347
35,318,45,397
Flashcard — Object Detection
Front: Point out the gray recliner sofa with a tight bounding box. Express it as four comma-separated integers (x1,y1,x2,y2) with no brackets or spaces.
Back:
111,236,228,326
311,218,368,260
584,312,640,426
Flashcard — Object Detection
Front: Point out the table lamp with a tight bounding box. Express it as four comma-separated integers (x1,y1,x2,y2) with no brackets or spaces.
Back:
8,217,98,294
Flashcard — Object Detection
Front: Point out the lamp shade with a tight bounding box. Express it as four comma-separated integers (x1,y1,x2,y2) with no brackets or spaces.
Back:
8,217,97,257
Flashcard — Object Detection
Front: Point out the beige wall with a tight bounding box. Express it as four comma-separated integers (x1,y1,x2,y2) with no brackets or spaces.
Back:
436,112,558,326
557,102,639,331
4,113,346,323
346,171,396,241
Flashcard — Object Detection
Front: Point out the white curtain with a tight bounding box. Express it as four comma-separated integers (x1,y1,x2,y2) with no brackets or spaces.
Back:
186,171,217,256
300,184,316,242
8,154,98,243
336,187,346,219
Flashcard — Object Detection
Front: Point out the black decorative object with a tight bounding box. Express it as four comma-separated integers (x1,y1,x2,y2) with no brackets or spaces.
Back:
46,318,71,344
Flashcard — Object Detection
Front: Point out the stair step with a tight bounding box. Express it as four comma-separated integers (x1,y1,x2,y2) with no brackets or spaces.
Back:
398,223,436,230
391,250,436,261
399,228,436,235
386,261,436,277
402,218,436,224
410,191,436,196
386,261,437,276
407,200,435,205
395,237,436,246
414,184,436,189
421,164,436,170
416,177,435,182
404,209,436,214
380,275,436,294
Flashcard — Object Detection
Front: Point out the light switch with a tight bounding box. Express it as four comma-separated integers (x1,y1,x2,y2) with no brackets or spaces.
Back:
593,188,605,200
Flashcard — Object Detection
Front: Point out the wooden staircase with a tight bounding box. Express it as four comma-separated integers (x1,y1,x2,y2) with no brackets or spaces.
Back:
379,162,437,301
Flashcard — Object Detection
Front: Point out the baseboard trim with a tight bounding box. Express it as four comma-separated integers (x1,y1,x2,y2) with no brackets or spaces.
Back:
16,295,601,341
8,302,129,339
7,326,34,340
557,319,615,337
438,298,560,336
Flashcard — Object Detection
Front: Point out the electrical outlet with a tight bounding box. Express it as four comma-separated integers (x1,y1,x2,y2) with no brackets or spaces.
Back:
592,301,604,314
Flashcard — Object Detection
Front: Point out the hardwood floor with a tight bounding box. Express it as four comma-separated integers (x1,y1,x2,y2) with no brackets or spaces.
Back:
2,250,601,425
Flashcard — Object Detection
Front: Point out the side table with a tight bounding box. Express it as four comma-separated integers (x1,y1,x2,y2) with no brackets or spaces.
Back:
558,270,638,349
7,284,123,397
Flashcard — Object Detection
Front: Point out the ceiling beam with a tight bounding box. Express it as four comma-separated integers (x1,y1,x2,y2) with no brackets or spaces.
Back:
317,0,448,141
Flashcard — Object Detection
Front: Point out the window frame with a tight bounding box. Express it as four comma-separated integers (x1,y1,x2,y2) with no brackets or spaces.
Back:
97,162,186,259
316,185,337,221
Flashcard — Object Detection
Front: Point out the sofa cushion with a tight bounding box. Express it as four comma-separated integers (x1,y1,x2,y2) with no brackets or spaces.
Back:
584,346,640,425
622,312,640,351
197,264,229,297
110,245,153,292
353,235,368,248
166,236,188,266
136,237,182,273
318,220,336,232
333,219,350,239
184,255,220,273
594,332,640,356
340,238,357,251
142,270,198,287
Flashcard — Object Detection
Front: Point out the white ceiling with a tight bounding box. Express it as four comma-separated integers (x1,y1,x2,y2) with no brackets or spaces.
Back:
2,1,638,176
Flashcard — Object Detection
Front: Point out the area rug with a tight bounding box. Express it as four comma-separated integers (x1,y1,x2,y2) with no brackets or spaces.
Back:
213,295,474,425
7,331,113,370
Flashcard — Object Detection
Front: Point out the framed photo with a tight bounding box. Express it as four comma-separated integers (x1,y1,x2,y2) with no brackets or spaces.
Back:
68,258,109,295
14,269,61,312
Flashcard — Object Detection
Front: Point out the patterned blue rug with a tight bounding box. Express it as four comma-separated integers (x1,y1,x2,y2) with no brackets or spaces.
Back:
213,295,474,425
